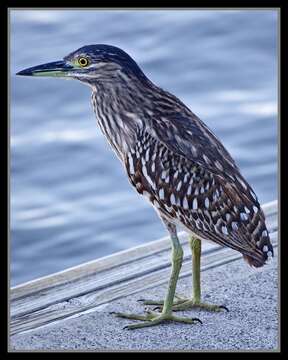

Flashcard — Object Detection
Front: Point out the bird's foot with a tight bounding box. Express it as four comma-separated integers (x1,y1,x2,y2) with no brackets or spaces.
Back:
110,310,202,330
139,295,228,312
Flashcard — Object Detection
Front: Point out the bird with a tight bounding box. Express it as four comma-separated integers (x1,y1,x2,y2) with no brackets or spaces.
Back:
17,44,273,330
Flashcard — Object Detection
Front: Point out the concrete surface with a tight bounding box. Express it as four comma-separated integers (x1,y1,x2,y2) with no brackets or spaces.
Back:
10,251,279,351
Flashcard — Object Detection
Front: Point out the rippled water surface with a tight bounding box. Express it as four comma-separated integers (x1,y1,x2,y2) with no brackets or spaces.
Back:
10,10,278,285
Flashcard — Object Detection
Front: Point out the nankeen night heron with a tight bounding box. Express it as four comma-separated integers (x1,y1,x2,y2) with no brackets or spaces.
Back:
17,44,273,330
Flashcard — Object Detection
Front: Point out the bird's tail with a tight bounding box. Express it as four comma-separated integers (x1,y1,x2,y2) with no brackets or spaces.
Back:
242,230,274,268
243,253,267,268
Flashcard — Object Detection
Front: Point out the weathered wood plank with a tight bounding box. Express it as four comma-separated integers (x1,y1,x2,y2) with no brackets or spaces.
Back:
11,200,277,317
10,231,278,336
11,200,277,299
10,200,277,336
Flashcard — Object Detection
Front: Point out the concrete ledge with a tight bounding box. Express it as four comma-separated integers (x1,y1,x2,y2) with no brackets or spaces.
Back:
10,250,278,351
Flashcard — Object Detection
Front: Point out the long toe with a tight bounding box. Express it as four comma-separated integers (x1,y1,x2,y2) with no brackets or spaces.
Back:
112,312,154,321
111,311,202,330
123,314,202,330
172,300,229,312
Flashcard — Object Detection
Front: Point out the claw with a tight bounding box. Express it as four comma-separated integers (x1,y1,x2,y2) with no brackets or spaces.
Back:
192,317,203,324
152,306,162,311
219,305,229,312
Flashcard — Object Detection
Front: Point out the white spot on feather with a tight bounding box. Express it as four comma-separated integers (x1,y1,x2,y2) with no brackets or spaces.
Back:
205,198,210,209
128,153,135,175
161,170,167,180
203,154,210,164
145,148,150,162
183,197,189,209
215,160,223,171
177,181,182,192
170,193,176,205
142,165,156,190
226,213,232,222
240,213,248,221
193,198,198,210
221,226,228,235
231,222,238,231
159,188,165,200
263,245,268,252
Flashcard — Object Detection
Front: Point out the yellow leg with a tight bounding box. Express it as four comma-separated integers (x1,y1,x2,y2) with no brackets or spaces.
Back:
140,235,228,313
170,236,228,312
111,222,202,329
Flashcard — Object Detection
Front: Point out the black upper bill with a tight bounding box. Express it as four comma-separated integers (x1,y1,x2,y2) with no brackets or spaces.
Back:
16,61,74,76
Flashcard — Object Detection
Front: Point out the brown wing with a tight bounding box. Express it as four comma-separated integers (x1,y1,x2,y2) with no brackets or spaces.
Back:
125,126,273,267
149,112,239,179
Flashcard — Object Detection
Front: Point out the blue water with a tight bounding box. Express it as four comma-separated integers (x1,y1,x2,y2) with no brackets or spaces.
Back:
10,10,278,286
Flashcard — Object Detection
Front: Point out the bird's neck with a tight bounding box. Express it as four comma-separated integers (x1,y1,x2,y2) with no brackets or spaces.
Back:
91,78,156,160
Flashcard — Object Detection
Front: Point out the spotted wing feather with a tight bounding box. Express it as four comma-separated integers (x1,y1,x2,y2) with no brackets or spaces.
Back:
125,126,273,268
149,113,238,177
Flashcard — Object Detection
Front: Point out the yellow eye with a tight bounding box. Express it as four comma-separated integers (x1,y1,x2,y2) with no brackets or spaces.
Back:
78,57,89,67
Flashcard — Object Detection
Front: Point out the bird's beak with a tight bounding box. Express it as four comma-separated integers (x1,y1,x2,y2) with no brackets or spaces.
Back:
16,60,74,77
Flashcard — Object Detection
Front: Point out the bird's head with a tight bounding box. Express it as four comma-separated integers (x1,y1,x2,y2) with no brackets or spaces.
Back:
16,44,147,86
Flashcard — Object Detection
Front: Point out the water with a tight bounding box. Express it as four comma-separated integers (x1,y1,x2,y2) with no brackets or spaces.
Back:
10,10,278,286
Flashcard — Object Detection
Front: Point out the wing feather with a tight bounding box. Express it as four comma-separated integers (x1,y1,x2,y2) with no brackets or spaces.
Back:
142,115,273,266
149,113,238,178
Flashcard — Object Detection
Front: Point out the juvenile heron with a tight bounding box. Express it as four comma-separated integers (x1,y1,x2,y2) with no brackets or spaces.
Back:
17,44,273,330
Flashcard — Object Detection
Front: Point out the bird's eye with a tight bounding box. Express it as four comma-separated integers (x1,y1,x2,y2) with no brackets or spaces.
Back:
78,57,89,67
